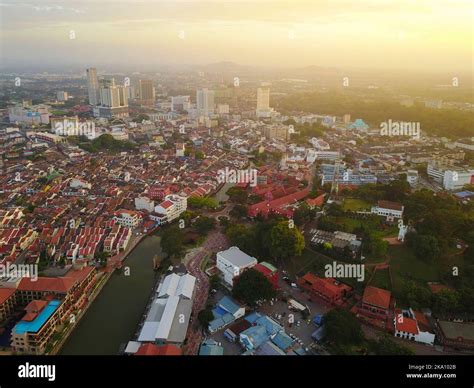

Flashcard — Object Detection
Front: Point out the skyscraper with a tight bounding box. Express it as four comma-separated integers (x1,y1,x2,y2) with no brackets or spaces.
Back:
137,79,155,107
86,68,99,106
93,78,129,118
256,87,271,118
196,88,215,117
99,78,128,108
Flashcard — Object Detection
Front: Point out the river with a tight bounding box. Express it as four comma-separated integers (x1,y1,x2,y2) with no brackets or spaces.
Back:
60,235,162,355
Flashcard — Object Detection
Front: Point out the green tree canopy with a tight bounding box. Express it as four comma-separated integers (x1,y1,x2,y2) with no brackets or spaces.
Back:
232,268,276,306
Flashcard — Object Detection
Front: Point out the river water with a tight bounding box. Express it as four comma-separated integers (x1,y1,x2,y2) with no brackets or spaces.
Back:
60,235,162,355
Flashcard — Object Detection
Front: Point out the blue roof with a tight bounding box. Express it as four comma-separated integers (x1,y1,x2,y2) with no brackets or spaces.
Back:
240,325,269,350
313,314,324,326
255,315,282,335
213,306,227,319
209,318,225,331
312,325,326,342
454,191,474,199
255,340,285,355
271,332,293,351
199,340,224,356
218,296,241,315
13,300,61,335
222,313,235,324
244,312,261,324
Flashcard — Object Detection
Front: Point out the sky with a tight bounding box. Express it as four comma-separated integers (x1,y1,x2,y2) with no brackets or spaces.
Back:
0,0,472,72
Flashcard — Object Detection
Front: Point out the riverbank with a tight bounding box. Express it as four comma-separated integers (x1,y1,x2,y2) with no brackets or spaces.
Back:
60,235,161,355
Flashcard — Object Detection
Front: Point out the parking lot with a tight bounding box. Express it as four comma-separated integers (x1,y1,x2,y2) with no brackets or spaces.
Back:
204,284,331,355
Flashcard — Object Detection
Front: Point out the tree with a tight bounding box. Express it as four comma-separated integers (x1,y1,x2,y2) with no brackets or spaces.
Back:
269,221,305,261
232,269,276,306
408,234,441,263
433,289,460,317
225,224,255,254
369,335,414,355
403,280,432,310
194,216,216,235
293,202,315,226
226,187,248,204
324,308,364,347
198,308,214,328
229,204,247,219
161,227,184,258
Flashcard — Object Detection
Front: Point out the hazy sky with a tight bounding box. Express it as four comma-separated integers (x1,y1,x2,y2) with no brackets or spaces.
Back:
0,0,472,72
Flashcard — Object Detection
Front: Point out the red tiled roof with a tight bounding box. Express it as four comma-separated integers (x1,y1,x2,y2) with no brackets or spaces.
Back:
377,200,403,211
0,288,15,305
134,343,182,356
18,277,77,293
362,286,391,309
25,300,47,313
395,313,419,335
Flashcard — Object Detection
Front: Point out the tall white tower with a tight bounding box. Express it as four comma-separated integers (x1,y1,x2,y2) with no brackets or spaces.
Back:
196,88,215,117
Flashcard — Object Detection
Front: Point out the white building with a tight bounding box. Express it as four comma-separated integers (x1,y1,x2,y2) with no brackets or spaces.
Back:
196,88,215,117
176,143,185,157
453,138,474,152
394,309,435,346
134,196,155,213
70,178,91,190
443,169,474,191
152,195,187,225
216,246,258,287
371,200,404,221
8,105,50,125
314,151,340,160
406,170,419,186
113,210,142,228
137,272,196,344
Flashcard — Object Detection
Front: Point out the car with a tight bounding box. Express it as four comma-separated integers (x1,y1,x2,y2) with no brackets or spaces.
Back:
291,283,298,288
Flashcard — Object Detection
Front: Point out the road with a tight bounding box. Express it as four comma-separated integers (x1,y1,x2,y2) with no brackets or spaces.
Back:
182,230,229,355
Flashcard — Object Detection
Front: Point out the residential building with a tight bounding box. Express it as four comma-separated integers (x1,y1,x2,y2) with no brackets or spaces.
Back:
134,196,155,213
357,286,392,324
152,195,187,225
113,209,142,228
196,88,215,117
394,308,435,345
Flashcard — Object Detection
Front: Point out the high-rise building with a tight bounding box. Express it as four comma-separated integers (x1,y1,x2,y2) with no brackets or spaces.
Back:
98,78,128,108
86,68,99,106
196,88,215,117
171,95,191,112
56,91,68,102
137,79,155,106
94,78,129,118
256,87,271,118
